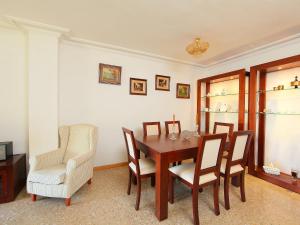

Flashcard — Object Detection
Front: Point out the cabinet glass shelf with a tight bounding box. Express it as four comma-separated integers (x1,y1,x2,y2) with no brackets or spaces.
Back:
258,112,300,116
258,87,299,94
200,111,240,114
201,92,248,98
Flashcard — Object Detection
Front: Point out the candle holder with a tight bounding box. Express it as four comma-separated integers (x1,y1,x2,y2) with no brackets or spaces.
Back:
169,124,177,140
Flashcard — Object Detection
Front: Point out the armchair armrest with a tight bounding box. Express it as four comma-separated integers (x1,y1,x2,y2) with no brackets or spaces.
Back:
29,148,65,172
66,151,94,174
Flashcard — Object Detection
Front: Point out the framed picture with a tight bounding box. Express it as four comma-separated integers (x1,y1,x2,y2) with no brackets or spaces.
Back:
130,78,147,95
99,63,122,85
155,75,170,91
176,83,190,99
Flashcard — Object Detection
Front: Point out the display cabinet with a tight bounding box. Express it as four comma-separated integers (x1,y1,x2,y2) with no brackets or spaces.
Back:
248,54,300,193
196,69,249,133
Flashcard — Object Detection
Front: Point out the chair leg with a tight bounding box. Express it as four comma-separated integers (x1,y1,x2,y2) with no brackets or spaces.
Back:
87,178,92,185
31,194,37,202
199,188,203,193
172,162,177,167
168,174,175,204
132,176,137,185
192,188,200,225
151,175,155,187
65,198,71,206
240,171,246,202
135,177,141,210
224,176,230,210
178,161,182,165
213,181,220,215
127,169,132,195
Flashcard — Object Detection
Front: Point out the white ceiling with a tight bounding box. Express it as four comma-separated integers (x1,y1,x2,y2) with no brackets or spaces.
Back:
1,0,300,66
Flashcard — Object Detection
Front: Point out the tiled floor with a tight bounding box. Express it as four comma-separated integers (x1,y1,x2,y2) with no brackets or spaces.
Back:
1,167,299,225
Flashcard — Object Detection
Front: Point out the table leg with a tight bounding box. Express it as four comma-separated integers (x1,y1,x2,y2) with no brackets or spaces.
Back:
155,153,168,221
232,175,241,187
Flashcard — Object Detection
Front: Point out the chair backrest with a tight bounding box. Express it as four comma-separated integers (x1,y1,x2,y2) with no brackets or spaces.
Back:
225,130,254,173
213,122,234,141
61,124,97,163
122,127,141,174
143,121,161,136
193,133,227,186
165,121,181,134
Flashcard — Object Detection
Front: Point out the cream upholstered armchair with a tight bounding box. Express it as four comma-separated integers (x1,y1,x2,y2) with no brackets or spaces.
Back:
27,124,97,206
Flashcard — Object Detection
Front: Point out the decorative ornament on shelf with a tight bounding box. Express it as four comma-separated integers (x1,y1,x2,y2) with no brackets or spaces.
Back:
263,163,280,176
186,38,209,56
291,76,299,88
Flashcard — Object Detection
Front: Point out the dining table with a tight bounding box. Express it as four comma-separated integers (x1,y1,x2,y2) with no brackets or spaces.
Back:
135,131,240,221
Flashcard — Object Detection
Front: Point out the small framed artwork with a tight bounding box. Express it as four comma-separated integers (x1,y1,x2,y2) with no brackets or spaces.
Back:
130,78,147,95
176,83,190,99
155,75,170,91
99,63,122,85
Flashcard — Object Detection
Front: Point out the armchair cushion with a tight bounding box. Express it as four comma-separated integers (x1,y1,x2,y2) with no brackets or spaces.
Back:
63,125,92,163
28,164,66,185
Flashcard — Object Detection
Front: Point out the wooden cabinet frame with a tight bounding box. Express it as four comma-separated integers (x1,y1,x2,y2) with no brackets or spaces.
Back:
248,54,300,193
196,69,248,133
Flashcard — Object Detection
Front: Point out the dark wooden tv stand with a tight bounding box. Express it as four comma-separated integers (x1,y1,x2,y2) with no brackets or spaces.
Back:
0,154,26,203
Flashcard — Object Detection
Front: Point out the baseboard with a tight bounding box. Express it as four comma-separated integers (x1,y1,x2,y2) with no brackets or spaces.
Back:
93,162,128,171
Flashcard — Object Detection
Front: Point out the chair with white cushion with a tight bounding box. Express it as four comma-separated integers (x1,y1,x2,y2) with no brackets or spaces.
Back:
169,133,227,225
213,122,234,142
122,127,156,210
143,121,161,136
213,122,234,157
220,130,254,210
165,120,181,135
27,124,97,206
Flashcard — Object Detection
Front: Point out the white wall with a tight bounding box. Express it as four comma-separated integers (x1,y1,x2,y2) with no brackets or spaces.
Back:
0,27,28,154
58,41,201,166
27,28,60,156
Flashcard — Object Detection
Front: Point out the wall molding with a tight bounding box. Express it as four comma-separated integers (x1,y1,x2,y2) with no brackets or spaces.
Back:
205,33,300,68
2,15,300,71
67,37,203,68
4,16,70,36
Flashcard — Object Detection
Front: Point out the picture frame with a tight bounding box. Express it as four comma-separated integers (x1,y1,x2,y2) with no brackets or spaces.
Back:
176,83,190,99
155,75,170,91
99,63,122,85
130,78,147,96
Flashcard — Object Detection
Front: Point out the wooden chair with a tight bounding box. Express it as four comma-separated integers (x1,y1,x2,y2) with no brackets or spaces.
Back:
122,127,156,210
213,122,234,157
165,120,182,165
143,121,161,136
168,133,227,225
165,120,181,135
213,122,234,141
220,130,254,210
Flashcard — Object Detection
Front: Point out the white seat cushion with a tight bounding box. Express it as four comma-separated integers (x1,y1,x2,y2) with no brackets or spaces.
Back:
220,159,244,174
129,158,155,175
27,164,66,185
169,163,217,185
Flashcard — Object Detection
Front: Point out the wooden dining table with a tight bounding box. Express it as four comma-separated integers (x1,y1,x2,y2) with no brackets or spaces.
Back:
135,131,200,221
135,131,239,221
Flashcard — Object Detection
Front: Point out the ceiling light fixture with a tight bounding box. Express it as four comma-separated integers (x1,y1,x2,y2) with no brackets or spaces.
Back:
186,37,209,56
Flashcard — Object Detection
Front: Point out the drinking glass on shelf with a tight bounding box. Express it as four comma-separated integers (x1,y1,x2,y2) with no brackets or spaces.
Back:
194,124,200,137
291,168,298,184
169,124,177,140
